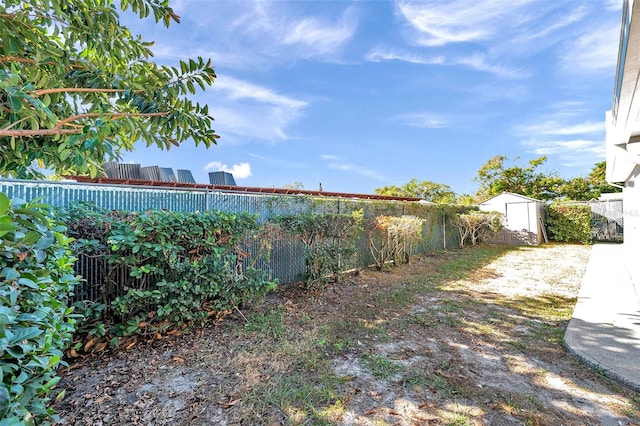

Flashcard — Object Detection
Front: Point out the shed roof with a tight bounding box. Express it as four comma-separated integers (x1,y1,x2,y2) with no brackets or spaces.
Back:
479,192,543,205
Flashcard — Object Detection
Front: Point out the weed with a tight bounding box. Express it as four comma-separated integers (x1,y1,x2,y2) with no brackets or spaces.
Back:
375,285,416,307
243,306,287,338
401,372,430,390
243,370,346,424
426,372,467,398
622,395,640,417
299,312,312,325
362,354,405,379
400,310,439,329
447,403,472,426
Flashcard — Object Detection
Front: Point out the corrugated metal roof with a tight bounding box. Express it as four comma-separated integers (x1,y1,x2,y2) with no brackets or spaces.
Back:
65,176,422,202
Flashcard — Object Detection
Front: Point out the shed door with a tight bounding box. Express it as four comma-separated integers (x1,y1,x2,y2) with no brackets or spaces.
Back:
505,202,532,232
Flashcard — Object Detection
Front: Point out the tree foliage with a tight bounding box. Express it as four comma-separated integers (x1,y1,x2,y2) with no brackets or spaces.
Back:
475,155,563,201
475,157,622,202
0,0,219,178
375,179,457,203
558,161,622,201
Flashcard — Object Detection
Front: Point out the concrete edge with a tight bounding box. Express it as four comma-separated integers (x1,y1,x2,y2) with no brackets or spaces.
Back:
564,329,640,393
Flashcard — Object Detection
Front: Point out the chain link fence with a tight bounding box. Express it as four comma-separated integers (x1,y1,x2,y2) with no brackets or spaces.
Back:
1,179,463,292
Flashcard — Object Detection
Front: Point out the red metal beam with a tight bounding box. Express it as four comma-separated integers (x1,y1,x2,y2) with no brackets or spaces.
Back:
64,176,422,202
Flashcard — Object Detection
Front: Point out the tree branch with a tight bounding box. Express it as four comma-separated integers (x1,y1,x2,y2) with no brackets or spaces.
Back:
0,128,82,137
1,114,35,131
53,112,168,130
0,56,38,64
0,111,169,137
33,87,127,96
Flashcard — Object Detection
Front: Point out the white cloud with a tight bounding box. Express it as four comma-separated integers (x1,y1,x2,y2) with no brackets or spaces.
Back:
210,75,308,142
517,120,604,136
282,8,358,57
365,47,524,78
215,76,307,110
395,112,449,129
249,153,306,169
560,23,619,75
454,53,528,79
523,138,605,156
320,155,386,181
226,2,358,62
203,161,252,179
365,47,445,65
396,0,534,47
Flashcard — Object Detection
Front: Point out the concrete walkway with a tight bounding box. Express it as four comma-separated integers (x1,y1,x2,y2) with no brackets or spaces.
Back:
564,243,640,392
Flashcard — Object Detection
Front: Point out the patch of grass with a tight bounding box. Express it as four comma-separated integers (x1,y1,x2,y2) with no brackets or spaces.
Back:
440,298,467,313
504,295,576,323
400,310,440,329
244,371,346,425
448,414,471,426
529,322,566,345
362,354,405,379
436,245,514,285
622,395,640,417
447,403,473,426
374,284,416,307
243,306,287,338
401,372,430,391
427,374,464,398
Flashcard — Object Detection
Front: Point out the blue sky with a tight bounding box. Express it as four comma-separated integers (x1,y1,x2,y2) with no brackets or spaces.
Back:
121,0,622,196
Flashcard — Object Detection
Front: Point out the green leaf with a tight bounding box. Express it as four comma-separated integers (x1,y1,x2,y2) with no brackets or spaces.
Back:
0,193,10,215
7,95,23,112
17,277,38,289
8,327,44,345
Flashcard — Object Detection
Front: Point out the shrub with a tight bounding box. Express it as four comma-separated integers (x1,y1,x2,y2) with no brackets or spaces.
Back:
274,211,363,285
0,193,79,424
455,211,503,247
367,215,425,271
546,203,592,244
57,205,277,343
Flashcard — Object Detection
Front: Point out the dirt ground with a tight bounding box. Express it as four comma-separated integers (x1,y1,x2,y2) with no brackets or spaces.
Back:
55,244,640,425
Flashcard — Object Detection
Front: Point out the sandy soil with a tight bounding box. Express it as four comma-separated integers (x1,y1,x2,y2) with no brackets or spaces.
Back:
55,244,640,425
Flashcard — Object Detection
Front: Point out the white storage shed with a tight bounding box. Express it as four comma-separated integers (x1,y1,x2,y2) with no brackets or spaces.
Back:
478,192,546,245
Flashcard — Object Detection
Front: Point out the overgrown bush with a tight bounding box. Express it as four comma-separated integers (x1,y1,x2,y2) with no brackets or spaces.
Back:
455,211,503,247
366,215,425,271
274,211,363,286
57,205,277,345
0,193,79,424
546,203,592,244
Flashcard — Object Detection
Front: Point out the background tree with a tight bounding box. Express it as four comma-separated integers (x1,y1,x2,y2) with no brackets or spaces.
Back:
474,155,564,201
554,162,622,201
1,0,219,178
375,179,457,203
587,161,622,197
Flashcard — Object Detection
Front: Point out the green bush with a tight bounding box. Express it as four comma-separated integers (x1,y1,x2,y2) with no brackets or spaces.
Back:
274,211,363,286
545,203,592,244
0,193,79,424
58,205,277,341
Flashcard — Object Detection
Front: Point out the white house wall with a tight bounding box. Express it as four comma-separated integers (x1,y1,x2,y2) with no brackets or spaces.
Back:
607,0,640,285
624,167,640,282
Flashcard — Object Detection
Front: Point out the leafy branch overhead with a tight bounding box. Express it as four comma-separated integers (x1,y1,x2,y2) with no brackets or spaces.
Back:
0,0,219,178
